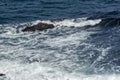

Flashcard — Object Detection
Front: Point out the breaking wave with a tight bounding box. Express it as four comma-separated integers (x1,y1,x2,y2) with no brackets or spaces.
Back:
32,17,101,28
0,16,120,80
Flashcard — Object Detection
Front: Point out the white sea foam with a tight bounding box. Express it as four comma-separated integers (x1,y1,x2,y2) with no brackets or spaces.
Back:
0,60,120,80
53,18,101,27
43,30,93,48
33,18,101,27
0,17,117,80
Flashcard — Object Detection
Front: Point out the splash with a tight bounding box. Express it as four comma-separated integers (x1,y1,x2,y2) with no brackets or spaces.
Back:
0,17,120,80
32,18,101,27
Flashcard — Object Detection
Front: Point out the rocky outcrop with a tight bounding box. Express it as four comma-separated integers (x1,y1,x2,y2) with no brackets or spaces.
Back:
22,22,55,32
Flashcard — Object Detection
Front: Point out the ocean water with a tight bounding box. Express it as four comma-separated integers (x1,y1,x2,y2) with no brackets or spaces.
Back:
0,0,120,80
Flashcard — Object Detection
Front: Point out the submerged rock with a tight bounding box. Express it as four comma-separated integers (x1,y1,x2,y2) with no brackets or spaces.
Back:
22,22,55,32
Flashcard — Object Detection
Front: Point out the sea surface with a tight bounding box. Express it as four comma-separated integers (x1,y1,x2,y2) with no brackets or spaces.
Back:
0,0,120,80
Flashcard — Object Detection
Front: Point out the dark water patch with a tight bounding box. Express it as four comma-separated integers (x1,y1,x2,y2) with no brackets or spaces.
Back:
40,0,66,5
98,18,120,27
87,11,120,27
88,11,120,19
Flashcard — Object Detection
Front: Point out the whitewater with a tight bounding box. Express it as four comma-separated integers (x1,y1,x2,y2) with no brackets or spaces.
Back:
0,17,120,80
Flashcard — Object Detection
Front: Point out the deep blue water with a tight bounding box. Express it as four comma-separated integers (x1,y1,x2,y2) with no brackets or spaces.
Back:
0,0,120,24
1,0,120,80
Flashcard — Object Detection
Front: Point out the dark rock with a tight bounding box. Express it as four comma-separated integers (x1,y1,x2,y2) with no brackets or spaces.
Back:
0,73,5,76
22,22,55,32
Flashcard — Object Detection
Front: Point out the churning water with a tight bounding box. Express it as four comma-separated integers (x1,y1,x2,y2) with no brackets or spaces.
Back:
1,0,120,80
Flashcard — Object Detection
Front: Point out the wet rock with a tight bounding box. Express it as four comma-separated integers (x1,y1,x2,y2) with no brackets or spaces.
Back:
22,22,55,32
